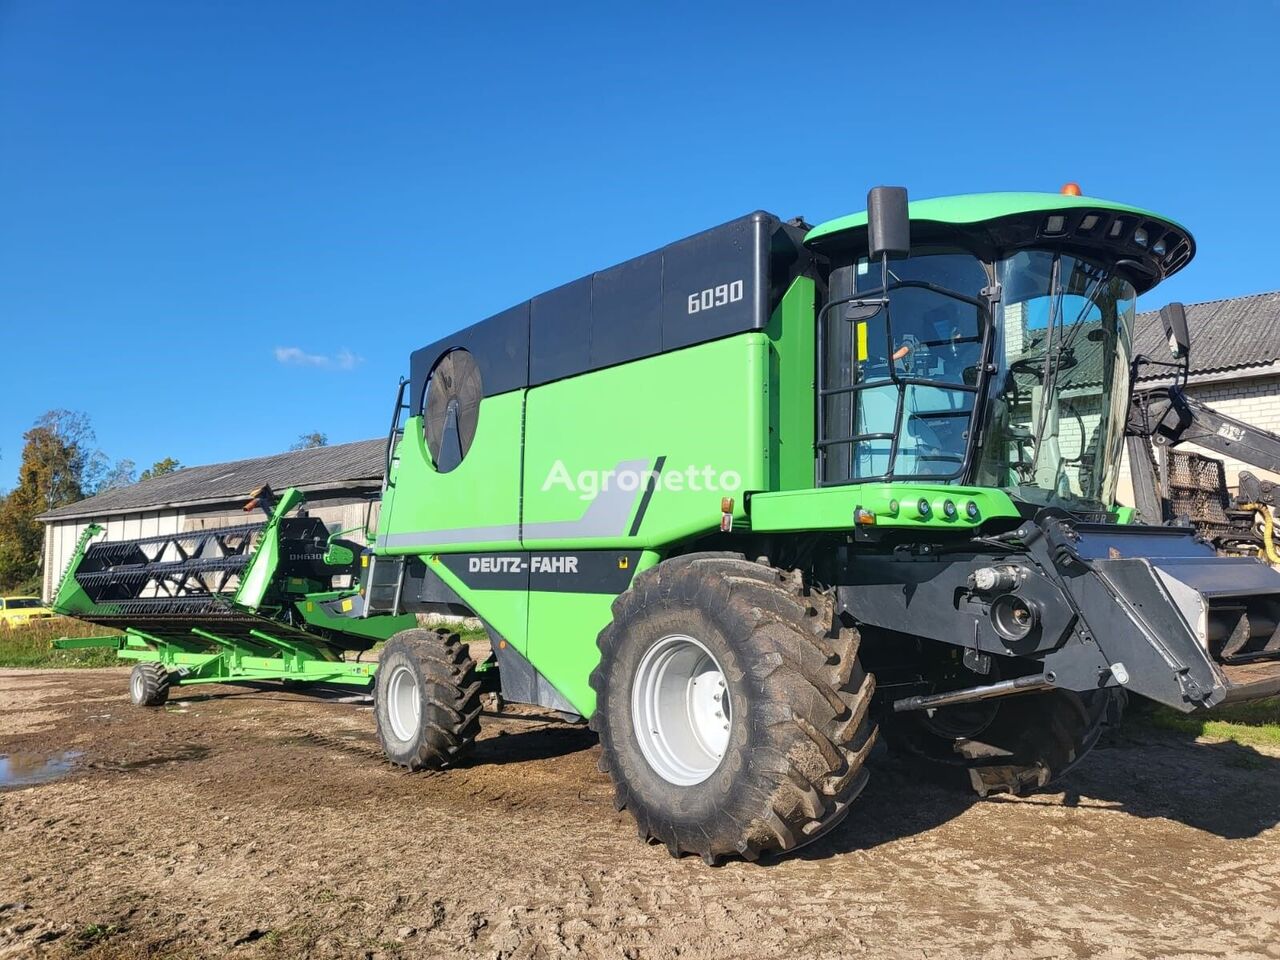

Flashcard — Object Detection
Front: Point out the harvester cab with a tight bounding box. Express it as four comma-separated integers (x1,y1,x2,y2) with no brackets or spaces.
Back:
55,183,1280,865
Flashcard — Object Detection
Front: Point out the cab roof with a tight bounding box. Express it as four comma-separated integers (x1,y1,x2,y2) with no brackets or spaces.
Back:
805,192,1195,294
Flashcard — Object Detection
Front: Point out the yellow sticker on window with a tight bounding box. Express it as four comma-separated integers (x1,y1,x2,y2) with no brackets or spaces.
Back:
856,321,869,362
341,598,353,612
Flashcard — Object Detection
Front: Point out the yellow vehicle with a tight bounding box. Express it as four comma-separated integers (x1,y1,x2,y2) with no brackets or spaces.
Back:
0,596,55,628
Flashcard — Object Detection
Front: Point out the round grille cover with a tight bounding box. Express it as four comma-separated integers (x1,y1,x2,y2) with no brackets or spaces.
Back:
423,348,481,472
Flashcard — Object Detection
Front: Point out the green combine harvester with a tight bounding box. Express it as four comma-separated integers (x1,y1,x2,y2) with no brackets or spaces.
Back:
56,185,1280,863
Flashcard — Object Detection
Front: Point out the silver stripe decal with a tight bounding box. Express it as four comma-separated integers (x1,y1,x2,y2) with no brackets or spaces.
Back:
522,458,649,540
377,524,519,549
376,458,650,549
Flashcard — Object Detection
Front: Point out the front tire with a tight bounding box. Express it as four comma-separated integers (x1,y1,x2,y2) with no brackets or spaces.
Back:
590,554,877,863
129,661,171,707
374,628,482,769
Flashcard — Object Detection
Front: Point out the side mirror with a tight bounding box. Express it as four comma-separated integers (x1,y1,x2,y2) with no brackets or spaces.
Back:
867,186,910,259
1159,302,1190,360
845,301,886,322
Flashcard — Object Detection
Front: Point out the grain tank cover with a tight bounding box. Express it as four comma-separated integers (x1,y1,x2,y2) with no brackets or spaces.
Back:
408,211,809,411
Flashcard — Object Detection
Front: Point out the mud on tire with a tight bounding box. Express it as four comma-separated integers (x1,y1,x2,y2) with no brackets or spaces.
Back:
589,553,877,863
887,686,1126,796
375,628,482,769
129,661,171,707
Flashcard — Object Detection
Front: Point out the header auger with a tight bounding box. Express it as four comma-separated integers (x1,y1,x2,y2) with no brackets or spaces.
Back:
57,184,1280,863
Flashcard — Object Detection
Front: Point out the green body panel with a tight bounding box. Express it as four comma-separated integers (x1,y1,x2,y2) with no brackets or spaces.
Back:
295,593,417,642
377,391,525,554
421,555,531,655
1114,505,1136,525
750,483,1021,532
527,591,622,715
520,334,768,549
765,277,817,490
525,550,660,715
806,191,1190,245
52,634,124,650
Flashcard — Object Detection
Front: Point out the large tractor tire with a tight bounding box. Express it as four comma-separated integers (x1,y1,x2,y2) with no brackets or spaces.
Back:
374,628,482,769
886,685,1125,796
589,554,877,863
129,661,171,707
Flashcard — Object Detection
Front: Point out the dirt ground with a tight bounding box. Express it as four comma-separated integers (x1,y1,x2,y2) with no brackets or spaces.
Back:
3,668,1280,960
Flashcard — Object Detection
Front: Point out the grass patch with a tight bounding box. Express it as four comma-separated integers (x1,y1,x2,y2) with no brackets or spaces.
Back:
0,617,123,669
70,922,121,952
1138,697,1280,750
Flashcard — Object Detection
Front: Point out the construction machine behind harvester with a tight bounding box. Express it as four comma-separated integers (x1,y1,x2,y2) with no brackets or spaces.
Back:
55,186,1280,863
1126,336,1280,562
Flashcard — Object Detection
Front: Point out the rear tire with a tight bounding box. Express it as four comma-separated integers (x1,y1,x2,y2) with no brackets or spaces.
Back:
590,554,877,863
374,628,482,769
129,661,171,707
887,686,1125,796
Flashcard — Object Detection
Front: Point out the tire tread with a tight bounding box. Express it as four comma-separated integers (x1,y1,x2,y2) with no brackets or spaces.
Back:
590,554,877,861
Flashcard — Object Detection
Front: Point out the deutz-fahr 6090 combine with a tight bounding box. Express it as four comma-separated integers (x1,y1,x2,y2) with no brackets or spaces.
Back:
56,186,1280,863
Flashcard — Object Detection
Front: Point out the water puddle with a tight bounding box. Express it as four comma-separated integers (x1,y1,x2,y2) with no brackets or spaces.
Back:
0,750,82,790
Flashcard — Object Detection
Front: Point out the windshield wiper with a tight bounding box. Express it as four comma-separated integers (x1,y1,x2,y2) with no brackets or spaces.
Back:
1020,256,1062,481
1024,259,1112,481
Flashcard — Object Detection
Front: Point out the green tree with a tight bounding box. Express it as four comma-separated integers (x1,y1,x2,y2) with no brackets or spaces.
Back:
290,431,328,451
97,459,137,491
139,457,182,481
0,411,96,592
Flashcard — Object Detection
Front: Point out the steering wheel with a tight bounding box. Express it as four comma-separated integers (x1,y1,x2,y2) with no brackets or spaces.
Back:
1010,354,1047,379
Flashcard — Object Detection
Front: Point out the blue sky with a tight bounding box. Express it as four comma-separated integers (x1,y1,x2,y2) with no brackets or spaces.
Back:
2,1,1277,489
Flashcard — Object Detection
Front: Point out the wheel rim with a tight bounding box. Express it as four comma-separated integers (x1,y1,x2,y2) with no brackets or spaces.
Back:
386,664,422,742
631,634,732,786
130,671,144,702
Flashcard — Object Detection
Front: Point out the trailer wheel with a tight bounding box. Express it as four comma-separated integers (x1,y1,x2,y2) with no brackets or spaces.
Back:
590,554,877,863
129,661,171,707
887,686,1125,796
374,628,482,770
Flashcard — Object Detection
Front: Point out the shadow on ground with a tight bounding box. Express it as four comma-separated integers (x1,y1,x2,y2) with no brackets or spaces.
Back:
793,720,1280,861
114,679,1280,857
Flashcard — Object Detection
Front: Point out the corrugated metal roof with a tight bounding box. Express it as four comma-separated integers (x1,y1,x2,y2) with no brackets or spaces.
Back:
1006,290,1280,391
39,438,385,522
1134,290,1280,379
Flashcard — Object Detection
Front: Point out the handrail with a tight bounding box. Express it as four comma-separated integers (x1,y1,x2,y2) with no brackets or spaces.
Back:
815,278,994,487
384,377,410,486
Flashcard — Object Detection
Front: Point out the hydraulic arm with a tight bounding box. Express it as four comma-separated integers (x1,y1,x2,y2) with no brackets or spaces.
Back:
1128,382,1280,556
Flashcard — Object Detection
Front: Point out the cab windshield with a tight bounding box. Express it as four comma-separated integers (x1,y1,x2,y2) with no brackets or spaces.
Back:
974,251,1136,508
